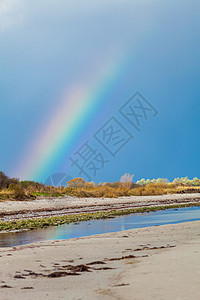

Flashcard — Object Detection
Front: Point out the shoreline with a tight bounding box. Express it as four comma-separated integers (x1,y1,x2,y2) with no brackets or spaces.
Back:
1,202,200,233
0,193,200,221
0,193,200,232
0,221,200,299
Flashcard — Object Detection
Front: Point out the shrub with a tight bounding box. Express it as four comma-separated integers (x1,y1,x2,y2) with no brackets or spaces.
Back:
104,181,121,188
8,183,26,200
120,173,134,188
67,178,86,189
129,183,165,196
0,172,19,189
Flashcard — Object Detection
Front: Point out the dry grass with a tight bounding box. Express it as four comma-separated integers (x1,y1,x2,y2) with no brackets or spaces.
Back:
0,189,13,201
1,182,200,201
68,186,130,198
127,182,200,196
166,185,200,194
129,183,165,196
0,188,34,201
0,172,200,201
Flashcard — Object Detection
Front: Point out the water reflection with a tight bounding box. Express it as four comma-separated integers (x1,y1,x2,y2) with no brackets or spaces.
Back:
0,206,200,248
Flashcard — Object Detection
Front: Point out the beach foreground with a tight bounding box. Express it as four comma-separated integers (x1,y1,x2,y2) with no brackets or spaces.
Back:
0,221,200,299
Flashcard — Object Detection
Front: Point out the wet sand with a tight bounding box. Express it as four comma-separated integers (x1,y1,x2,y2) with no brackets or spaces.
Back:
0,221,200,299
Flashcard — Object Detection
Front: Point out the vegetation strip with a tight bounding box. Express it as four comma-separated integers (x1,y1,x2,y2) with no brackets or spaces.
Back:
0,202,200,232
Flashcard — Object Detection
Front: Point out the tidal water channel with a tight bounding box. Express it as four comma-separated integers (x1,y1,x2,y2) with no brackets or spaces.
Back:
1,206,200,247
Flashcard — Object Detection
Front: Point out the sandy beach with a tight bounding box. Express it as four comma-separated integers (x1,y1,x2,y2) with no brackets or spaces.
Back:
1,193,200,221
0,220,200,300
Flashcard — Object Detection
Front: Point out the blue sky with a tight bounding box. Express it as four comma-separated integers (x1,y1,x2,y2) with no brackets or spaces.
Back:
0,0,199,184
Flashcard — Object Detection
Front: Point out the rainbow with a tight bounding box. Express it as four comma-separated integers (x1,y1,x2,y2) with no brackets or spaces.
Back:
15,50,130,182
